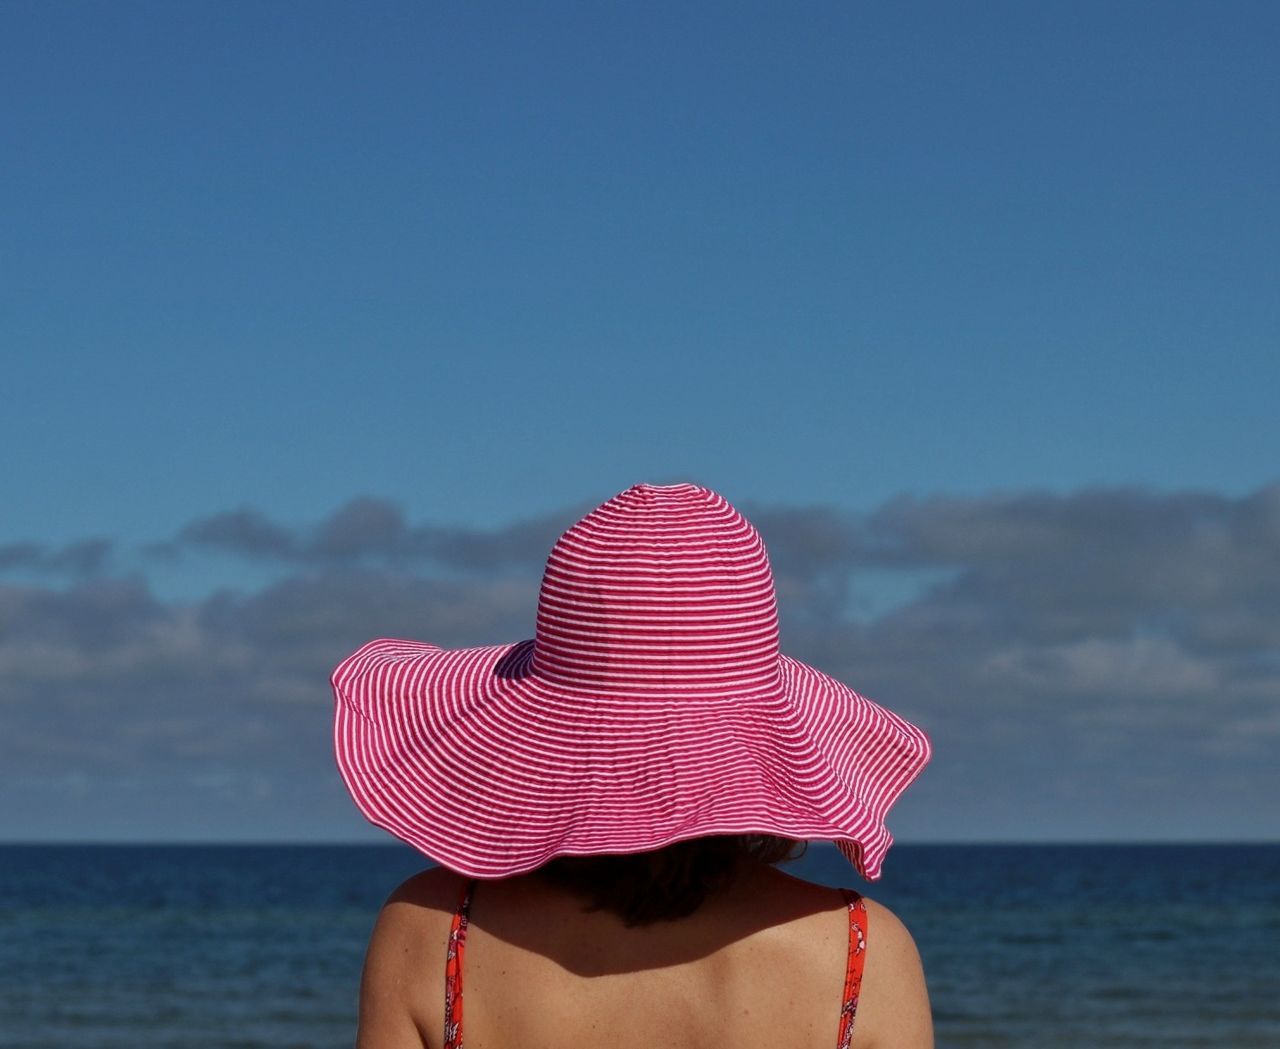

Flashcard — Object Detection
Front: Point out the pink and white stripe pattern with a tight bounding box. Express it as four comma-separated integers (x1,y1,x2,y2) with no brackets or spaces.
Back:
332,483,931,880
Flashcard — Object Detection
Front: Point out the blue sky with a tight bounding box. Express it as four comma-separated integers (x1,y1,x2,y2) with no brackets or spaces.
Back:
2,2,1277,850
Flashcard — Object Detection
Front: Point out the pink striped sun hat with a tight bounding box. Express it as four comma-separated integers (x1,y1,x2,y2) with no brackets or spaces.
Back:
331,482,931,881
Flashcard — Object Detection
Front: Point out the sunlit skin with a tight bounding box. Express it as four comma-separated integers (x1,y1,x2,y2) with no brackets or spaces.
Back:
355,859,933,1049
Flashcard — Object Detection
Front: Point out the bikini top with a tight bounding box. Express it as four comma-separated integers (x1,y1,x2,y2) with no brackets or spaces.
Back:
442,879,868,1049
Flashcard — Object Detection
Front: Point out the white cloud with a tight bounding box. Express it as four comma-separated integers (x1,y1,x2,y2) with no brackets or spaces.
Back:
982,636,1219,698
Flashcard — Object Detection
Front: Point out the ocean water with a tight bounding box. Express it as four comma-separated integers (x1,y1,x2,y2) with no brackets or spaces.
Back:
0,843,1276,1048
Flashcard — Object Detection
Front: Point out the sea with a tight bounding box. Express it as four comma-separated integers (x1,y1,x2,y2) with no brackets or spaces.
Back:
0,843,1276,1048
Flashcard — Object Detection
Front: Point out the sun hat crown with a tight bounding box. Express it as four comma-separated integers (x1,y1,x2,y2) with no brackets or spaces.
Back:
531,483,781,697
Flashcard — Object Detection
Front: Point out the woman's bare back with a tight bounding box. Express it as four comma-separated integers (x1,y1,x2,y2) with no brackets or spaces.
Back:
356,862,932,1049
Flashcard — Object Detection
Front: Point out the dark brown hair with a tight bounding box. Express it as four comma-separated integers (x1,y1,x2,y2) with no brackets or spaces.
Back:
534,834,807,927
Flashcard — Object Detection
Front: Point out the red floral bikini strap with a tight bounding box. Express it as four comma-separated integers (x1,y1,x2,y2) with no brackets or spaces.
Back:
835,888,868,1049
442,878,475,1049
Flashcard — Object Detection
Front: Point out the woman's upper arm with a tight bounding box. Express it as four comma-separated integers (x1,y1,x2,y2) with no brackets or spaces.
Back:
355,867,466,1049
852,897,934,1049
355,898,431,1049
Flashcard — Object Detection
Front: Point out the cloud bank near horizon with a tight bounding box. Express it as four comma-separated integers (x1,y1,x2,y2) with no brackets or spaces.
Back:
3,482,1277,845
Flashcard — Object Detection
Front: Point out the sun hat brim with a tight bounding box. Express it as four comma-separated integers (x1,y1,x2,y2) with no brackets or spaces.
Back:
332,635,931,880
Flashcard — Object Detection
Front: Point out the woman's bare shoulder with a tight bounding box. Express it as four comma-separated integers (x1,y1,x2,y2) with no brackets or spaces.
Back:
383,865,468,914
852,896,934,1049
356,867,463,1049
860,896,922,960
365,866,467,958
